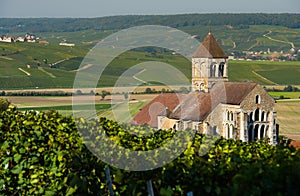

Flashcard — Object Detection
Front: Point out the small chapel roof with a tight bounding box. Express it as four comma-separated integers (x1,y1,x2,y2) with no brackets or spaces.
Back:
193,32,228,58
131,93,186,128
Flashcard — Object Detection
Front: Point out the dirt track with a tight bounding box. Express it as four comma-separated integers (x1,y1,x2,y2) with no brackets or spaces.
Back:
2,94,157,108
4,86,185,94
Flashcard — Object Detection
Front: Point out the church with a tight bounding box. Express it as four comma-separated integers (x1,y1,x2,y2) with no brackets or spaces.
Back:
132,32,279,145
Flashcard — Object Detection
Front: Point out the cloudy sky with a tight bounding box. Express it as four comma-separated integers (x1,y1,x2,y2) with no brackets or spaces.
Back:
0,0,299,18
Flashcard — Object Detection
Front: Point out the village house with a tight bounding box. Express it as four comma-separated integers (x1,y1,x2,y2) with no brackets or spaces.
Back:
0,35,13,43
25,33,37,42
59,42,75,47
0,33,38,43
132,32,279,145
14,37,25,42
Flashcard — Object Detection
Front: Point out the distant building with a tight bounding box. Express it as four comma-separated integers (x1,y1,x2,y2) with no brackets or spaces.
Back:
0,33,45,43
38,40,49,44
0,36,12,43
15,37,25,42
25,33,36,42
132,32,279,145
59,43,75,47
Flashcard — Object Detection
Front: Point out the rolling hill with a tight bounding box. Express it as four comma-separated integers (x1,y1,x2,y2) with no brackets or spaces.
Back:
0,14,299,52
0,14,300,89
0,41,300,90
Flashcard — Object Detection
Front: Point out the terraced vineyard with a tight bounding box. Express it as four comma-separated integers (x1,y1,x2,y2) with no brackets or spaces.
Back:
1,41,300,89
229,60,300,85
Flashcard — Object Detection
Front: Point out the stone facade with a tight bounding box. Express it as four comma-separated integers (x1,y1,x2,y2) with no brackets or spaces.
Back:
192,57,228,92
132,32,279,145
202,84,278,144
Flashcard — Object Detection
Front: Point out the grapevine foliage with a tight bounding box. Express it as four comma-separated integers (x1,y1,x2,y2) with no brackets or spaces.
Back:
0,106,299,195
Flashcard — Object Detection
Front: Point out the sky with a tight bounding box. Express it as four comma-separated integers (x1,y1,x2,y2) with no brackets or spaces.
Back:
0,0,299,18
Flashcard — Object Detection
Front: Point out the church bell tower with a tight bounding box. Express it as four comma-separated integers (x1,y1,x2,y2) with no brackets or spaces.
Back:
192,32,228,92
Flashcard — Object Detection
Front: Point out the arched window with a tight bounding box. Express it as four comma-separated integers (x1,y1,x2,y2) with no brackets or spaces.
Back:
249,112,253,123
260,125,265,139
226,124,230,139
254,109,259,121
261,111,265,121
255,95,260,104
265,125,269,138
212,126,218,135
254,124,259,141
226,111,230,121
248,125,253,142
230,125,234,139
210,63,216,77
219,62,225,77
230,112,234,121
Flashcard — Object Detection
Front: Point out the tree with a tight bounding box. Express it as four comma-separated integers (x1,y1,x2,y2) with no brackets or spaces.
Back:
76,89,83,95
145,88,152,94
90,90,95,95
100,90,108,100
0,98,10,111
284,85,298,92
124,92,129,100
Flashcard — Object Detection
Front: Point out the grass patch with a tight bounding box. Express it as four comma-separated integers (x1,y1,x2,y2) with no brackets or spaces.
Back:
98,100,150,123
18,103,112,111
1,39,300,89
268,92,300,99
229,60,300,85
275,101,300,139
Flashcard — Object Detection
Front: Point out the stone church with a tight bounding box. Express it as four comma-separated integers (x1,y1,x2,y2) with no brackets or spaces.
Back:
132,32,279,145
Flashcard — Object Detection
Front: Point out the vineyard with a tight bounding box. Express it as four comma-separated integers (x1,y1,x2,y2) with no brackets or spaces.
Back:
0,106,300,195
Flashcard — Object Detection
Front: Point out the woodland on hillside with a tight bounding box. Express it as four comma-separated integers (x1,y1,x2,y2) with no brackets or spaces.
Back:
0,14,299,33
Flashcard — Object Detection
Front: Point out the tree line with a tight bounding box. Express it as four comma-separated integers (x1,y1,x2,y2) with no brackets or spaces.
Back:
0,14,299,34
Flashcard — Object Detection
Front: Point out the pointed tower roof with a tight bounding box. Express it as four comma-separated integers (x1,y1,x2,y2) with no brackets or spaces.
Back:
193,32,228,58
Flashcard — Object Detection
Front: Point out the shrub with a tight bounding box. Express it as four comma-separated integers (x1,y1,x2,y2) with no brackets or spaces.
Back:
0,98,10,111
0,109,299,195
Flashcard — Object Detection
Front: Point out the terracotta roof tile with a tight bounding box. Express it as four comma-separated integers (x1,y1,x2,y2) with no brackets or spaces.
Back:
291,141,300,149
169,82,257,121
193,32,228,58
213,82,258,105
131,94,186,128
132,82,258,127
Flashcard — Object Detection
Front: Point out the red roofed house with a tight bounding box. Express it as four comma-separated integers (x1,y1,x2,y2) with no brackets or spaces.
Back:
132,32,279,145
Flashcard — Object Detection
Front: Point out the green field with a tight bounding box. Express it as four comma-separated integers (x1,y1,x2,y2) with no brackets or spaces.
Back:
268,92,300,99
17,103,112,117
98,100,150,122
180,25,300,52
1,28,300,89
17,103,112,112
0,42,88,89
229,60,300,85
275,100,300,141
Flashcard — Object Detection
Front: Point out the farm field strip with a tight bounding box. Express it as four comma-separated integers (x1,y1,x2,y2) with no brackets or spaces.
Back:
2,93,299,141
2,40,300,89
268,92,300,99
275,101,300,140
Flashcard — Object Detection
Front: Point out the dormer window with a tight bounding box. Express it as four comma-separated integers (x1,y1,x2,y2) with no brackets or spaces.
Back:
255,95,261,104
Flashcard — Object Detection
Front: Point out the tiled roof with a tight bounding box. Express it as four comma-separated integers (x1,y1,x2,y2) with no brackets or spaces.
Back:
132,82,257,127
131,94,187,128
193,32,228,58
291,141,300,149
172,82,257,120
